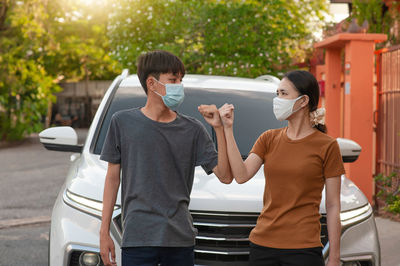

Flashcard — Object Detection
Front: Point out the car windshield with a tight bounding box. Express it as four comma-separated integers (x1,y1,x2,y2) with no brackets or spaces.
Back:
93,85,286,156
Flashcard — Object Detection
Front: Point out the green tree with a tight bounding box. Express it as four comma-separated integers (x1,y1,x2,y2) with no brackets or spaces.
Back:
0,0,60,141
43,0,122,81
352,0,399,45
0,0,122,140
108,0,328,77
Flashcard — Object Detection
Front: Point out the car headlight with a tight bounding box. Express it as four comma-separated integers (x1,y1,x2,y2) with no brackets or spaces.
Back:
340,204,372,227
79,252,102,266
64,189,120,217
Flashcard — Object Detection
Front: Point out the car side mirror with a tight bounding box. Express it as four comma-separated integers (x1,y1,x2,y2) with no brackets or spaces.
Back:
336,138,361,163
39,126,83,153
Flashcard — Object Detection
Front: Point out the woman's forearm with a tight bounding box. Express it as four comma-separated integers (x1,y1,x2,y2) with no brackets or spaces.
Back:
224,127,251,183
326,203,341,262
325,176,342,264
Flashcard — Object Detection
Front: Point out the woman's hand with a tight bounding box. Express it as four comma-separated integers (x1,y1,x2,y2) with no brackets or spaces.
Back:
219,103,234,128
326,259,340,266
198,104,222,128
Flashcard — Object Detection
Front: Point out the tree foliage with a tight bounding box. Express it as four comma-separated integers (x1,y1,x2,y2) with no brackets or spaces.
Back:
0,0,121,140
0,0,60,140
108,0,328,77
352,0,400,45
43,0,122,81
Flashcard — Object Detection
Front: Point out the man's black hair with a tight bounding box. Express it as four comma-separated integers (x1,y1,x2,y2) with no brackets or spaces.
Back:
137,50,185,94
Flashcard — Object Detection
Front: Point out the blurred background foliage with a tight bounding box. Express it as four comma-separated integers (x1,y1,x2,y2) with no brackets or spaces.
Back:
0,0,330,140
351,0,400,46
0,0,121,140
108,0,328,77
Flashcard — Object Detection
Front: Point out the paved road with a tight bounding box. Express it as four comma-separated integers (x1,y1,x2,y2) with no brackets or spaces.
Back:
375,217,400,266
0,129,399,266
0,129,87,266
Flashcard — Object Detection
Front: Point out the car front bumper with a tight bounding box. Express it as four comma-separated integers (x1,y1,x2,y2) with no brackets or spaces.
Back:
50,189,380,266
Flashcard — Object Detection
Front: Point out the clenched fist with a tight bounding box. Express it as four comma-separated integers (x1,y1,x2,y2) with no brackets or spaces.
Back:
198,104,223,128
219,103,234,128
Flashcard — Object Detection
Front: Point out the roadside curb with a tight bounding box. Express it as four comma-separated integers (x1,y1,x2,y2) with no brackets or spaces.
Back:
0,216,51,230
0,134,40,150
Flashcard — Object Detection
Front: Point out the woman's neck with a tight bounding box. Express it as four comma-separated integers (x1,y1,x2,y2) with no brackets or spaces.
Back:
286,110,315,140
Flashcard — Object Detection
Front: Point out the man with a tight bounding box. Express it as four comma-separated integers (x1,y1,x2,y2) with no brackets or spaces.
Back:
99,50,232,266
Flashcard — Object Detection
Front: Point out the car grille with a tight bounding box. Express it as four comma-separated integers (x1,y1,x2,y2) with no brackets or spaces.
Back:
112,212,328,265
191,211,329,265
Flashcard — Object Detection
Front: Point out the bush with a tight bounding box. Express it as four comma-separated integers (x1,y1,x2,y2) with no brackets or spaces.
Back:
375,172,400,214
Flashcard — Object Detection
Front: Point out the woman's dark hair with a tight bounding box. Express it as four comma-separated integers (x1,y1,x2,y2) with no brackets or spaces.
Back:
283,70,327,133
137,50,185,94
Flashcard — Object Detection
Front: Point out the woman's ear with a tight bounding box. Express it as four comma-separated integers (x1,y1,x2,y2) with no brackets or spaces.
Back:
301,95,310,108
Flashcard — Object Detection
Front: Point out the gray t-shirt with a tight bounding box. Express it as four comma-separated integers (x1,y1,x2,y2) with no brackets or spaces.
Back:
100,108,218,247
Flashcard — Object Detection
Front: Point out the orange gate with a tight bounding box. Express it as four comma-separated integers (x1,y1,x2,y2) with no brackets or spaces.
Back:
376,45,400,203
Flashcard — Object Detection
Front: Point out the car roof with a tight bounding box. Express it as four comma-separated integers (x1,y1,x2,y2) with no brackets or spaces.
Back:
120,74,278,93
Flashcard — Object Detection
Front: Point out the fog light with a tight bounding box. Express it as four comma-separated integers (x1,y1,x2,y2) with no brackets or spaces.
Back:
79,252,101,266
342,262,361,266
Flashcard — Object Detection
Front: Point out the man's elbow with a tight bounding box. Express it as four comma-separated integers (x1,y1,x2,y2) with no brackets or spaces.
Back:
214,169,233,184
220,175,233,184
234,176,248,184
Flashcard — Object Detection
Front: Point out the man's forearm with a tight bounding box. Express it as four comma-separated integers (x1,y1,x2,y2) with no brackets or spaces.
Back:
101,166,121,234
213,126,233,184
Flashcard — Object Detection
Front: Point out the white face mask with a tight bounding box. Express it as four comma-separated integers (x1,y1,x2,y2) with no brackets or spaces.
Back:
273,95,304,121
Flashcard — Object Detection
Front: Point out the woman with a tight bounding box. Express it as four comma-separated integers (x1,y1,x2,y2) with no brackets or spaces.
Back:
206,70,344,266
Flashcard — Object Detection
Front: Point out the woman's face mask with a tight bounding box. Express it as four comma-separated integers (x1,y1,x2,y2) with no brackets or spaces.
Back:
273,95,304,121
152,78,185,110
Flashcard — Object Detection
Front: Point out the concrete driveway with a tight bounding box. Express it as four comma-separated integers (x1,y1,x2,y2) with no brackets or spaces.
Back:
0,130,399,265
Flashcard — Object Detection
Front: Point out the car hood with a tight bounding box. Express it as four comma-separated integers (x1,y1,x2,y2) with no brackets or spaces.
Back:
67,153,368,213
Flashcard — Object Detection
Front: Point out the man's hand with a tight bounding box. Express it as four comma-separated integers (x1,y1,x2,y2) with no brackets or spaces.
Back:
198,104,222,128
100,232,117,266
219,103,234,128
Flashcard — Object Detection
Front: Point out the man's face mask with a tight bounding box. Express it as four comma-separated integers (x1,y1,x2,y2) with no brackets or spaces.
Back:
152,78,185,110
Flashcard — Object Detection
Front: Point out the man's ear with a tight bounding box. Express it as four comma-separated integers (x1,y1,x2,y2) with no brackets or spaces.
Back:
146,76,155,90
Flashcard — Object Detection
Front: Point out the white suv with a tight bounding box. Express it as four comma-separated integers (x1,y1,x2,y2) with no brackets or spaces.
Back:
40,71,380,266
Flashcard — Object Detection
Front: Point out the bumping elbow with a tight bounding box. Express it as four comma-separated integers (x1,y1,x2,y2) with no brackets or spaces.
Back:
235,177,248,184
220,175,234,184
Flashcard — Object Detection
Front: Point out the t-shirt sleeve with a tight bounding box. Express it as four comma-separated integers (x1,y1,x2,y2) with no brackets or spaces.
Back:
323,140,346,178
195,122,218,175
100,114,121,164
249,131,268,162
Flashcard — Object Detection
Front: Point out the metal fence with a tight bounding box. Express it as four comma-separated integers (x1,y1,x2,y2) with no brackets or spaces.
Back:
376,45,400,196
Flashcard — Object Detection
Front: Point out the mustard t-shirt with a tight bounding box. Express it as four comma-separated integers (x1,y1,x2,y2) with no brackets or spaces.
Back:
249,127,345,249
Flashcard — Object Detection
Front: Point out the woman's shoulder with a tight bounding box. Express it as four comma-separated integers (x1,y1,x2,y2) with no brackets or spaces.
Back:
256,127,286,144
261,127,286,137
313,130,337,143
311,130,341,152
